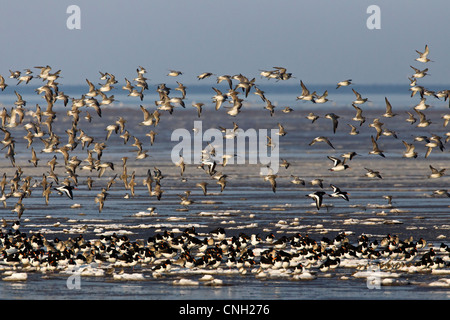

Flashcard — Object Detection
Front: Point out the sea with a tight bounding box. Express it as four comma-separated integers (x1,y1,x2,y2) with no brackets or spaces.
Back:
0,79,449,303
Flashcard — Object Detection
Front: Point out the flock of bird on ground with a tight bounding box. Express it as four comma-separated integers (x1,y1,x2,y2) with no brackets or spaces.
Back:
0,45,448,223
0,223,449,274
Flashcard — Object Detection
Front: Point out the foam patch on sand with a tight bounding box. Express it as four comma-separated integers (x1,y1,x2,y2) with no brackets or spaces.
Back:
173,278,199,286
428,278,450,287
2,272,27,281
352,270,401,278
113,273,145,281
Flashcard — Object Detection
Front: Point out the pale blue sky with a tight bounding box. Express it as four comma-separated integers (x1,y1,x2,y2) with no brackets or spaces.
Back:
0,0,449,86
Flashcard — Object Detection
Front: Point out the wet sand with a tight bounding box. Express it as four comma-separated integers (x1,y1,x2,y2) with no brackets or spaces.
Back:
0,88,449,300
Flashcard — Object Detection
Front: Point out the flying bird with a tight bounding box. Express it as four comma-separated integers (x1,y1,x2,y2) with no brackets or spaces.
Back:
369,118,384,140
352,104,366,126
192,102,204,118
309,136,335,149
306,112,319,123
429,165,445,179
415,45,433,63
310,179,324,189
336,79,352,89
369,136,385,158
290,175,305,185
382,97,397,118
167,70,182,77
325,113,339,133
364,168,382,179
352,89,368,105
264,174,278,193
329,184,349,201
54,185,76,200
197,72,214,80
196,182,208,196
296,80,316,103
327,156,350,172
402,141,418,158
315,90,329,104
306,191,327,210
405,111,417,125
347,124,359,135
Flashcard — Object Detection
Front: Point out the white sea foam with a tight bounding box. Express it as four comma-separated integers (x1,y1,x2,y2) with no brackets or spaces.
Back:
352,270,401,278
2,272,27,281
173,278,199,286
428,278,450,287
113,273,145,281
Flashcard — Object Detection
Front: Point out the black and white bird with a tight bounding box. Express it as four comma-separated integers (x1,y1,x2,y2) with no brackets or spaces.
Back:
306,191,327,210
12,220,20,231
329,184,349,201
54,185,77,200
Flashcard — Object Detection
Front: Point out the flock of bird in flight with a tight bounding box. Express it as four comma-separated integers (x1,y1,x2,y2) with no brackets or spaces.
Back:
0,45,448,220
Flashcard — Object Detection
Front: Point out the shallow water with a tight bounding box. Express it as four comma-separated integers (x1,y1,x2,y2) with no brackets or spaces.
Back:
0,82,449,300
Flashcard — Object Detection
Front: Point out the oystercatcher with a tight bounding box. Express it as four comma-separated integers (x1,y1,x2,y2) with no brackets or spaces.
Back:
329,184,350,201
54,185,77,200
306,191,327,210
